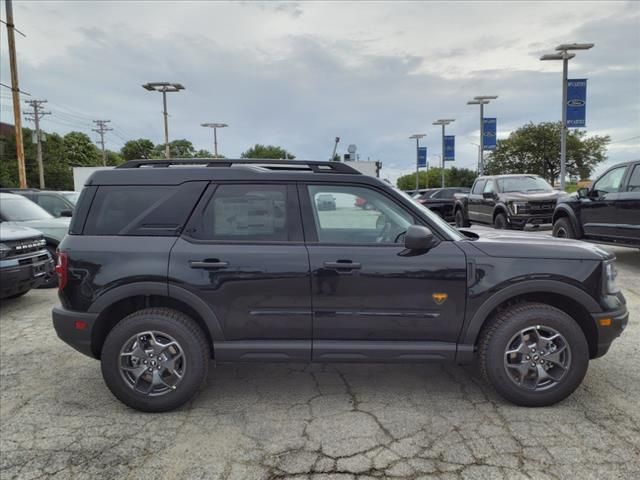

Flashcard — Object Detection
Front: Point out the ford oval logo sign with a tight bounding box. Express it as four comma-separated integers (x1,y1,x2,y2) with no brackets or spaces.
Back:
567,99,585,107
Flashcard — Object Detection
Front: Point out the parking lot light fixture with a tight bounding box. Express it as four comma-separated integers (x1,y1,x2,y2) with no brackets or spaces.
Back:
432,119,455,188
142,82,185,159
201,123,228,157
540,43,594,190
409,133,426,191
466,96,498,175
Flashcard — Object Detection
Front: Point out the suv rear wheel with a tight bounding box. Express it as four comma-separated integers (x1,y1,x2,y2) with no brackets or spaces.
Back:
101,308,209,412
479,302,589,407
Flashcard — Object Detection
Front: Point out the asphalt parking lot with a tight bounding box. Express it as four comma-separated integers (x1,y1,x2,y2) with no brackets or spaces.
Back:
1,234,638,479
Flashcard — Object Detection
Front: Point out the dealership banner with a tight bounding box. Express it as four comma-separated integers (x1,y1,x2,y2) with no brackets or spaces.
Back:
566,79,587,127
444,136,455,161
483,118,496,151
417,146,427,167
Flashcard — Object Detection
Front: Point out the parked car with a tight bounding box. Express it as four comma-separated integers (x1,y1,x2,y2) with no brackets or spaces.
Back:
552,160,640,248
0,192,70,287
3,189,75,217
453,174,564,229
418,187,470,221
316,193,336,211
53,159,627,412
58,191,80,206
0,223,53,299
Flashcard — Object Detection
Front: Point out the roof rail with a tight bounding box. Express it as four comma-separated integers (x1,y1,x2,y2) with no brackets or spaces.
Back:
116,158,361,174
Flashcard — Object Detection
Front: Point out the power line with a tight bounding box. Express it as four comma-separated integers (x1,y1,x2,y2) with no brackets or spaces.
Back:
92,120,113,166
24,99,51,188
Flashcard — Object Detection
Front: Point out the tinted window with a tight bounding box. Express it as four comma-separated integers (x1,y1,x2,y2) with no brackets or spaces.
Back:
198,184,290,241
307,185,412,244
594,166,626,194
37,194,69,216
627,165,640,192
472,180,486,194
483,180,495,194
0,196,53,221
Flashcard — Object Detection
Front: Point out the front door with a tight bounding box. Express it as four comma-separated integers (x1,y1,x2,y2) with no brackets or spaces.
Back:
169,183,312,361
615,163,640,243
582,165,627,240
301,183,467,362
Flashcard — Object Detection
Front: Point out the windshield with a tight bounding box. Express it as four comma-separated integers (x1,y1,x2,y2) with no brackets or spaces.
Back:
391,186,465,241
497,176,553,193
0,196,54,221
61,192,80,204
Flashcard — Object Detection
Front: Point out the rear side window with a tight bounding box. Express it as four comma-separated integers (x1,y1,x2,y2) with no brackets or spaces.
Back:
626,165,640,192
192,184,294,242
83,182,206,236
472,180,486,194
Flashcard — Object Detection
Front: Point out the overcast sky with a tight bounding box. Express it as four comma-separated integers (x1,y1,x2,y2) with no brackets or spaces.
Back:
1,0,638,183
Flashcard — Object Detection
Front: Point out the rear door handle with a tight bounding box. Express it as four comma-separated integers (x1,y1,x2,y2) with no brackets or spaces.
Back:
189,260,229,269
323,261,361,270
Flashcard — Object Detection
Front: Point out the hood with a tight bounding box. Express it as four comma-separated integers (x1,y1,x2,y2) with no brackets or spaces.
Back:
470,231,612,261
0,223,43,241
6,217,70,242
501,191,564,201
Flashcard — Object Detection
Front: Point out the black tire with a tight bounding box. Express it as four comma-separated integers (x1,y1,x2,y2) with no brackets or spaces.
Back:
493,213,509,230
101,308,209,412
552,217,576,239
37,246,58,289
479,302,589,407
455,209,469,228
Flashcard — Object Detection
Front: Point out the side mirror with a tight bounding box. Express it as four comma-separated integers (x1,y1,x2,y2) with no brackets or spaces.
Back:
577,187,589,199
60,209,73,217
482,192,493,199
404,225,434,250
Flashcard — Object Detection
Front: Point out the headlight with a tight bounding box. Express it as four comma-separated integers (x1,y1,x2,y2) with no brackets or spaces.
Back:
0,243,9,259
509,202,527,215
603,260,619,294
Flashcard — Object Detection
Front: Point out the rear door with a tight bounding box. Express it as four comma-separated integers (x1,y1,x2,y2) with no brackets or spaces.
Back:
169,183,312,361
615,163,640,243
582,165,627,239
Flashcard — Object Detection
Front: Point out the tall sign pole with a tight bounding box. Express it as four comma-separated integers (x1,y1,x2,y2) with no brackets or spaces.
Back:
409,134,426,191
5,0,27,188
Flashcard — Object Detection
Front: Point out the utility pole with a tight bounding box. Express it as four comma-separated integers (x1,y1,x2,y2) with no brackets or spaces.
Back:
92,120,112,166
200,123,228,157
24,99,51,188
331,136,340,161
4,0,27,188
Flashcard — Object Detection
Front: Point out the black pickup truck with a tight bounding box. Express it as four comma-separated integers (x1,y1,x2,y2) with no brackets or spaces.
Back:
454,174,564,229
552,160,640,248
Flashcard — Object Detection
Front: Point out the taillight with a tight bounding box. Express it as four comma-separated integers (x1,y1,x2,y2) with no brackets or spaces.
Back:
55,251,68,290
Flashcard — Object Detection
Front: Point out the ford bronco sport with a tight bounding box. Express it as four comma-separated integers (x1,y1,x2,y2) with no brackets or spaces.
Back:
53,159,628,412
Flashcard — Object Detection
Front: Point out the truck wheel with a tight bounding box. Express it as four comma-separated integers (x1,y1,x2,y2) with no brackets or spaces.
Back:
455,209,469,228
101,308,209,412
552,218,576,239
479,302,589,407
494,213,509,229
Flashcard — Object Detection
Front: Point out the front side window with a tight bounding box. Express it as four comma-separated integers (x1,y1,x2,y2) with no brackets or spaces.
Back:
198,184,289,241
594,166,626,194
627,165,640,192
483,180,495,194
472,180,486,194
38,195,68,216
307,185,412,244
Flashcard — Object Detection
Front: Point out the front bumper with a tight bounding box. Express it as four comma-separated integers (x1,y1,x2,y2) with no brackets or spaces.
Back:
591,306,629,358
0,253,53,299
508,213,553,228
52,306,99,358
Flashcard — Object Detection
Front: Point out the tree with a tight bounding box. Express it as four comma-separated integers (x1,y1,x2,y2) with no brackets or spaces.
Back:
63,131,101,167
194,149,220,158
484,122,609,183
153,139,197,158
121,139,155,160
396,167,477,190
241,144,295,159
105,150,125,166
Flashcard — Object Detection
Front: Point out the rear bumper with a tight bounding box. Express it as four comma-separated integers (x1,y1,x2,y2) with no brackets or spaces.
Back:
52,306,99,358
591,306,629,358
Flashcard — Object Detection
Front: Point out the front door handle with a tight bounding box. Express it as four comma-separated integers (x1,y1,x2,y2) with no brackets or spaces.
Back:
189,260,229,269
323,260,361,270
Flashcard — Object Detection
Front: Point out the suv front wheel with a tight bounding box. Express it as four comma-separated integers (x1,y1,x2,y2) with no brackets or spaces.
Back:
479,302,589,407
101,308,209,412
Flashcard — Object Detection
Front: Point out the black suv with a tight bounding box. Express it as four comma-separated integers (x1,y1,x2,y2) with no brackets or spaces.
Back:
552,160,640,248
53,160,628,412
454,175,563,229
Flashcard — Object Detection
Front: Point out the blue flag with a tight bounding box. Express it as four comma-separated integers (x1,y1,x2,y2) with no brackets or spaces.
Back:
483,118,496,151
566,79,587,128
417,147,427,167
444,136,455,161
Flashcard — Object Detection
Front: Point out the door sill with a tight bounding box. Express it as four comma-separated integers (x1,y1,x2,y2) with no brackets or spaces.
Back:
313,340,456,363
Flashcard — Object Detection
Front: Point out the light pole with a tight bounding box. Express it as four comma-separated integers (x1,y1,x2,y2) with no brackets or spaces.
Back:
409,134,426,191
540,43,594,190
432,119,455,188
470,143,481,173
142,82,185,159
201,123,228,157
467,95,498,175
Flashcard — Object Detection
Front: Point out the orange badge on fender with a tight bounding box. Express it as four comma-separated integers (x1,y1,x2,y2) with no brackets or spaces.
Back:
432,293,448,305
